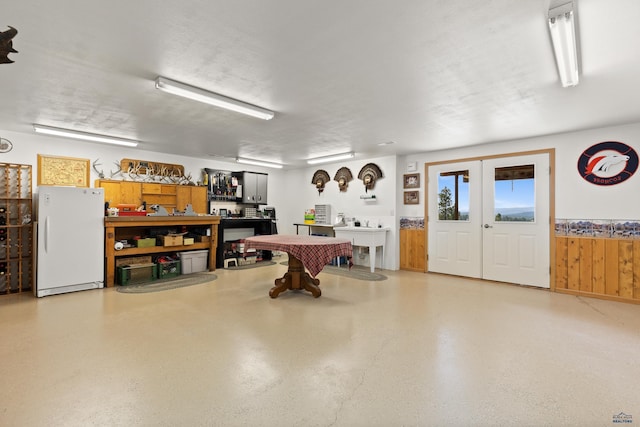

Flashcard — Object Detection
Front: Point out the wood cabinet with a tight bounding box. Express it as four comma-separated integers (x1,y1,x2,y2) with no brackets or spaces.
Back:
104,216,220,287
96,180,207,214
400,229,425,272
99,180,141,207
0,163,33,294
176,186,207,214
141,183,177,210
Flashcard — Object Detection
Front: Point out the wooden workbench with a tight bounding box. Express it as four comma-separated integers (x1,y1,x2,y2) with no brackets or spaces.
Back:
104,216,220,287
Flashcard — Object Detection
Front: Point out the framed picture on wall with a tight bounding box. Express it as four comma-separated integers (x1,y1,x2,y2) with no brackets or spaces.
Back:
403,173,420,189
404,191,419,205
37,154,90,187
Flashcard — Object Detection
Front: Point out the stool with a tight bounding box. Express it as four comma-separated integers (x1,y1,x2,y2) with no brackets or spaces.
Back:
224,258,238,268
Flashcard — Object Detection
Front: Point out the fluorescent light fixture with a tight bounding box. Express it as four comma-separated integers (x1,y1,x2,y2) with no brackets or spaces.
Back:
155,76,275,120
548,2,579,87
236,157,283,169
307,152,355,165
33,124,139,147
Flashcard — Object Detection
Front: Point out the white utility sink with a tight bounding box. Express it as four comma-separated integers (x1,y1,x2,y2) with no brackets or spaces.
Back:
333,227,389,272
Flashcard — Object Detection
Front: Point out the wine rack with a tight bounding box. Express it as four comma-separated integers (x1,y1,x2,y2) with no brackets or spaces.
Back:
0,163,33,294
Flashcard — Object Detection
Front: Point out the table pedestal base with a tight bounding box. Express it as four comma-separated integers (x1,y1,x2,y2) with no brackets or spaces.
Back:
270,255,321,298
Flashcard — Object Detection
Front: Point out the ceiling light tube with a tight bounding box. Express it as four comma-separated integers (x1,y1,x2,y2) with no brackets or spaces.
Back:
307,152,355,165
155,77,275,120
548,2,579,87
236,157,283,169
33,124,139,147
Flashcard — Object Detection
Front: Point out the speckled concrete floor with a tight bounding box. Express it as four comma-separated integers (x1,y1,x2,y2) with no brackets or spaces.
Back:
1,260,639,426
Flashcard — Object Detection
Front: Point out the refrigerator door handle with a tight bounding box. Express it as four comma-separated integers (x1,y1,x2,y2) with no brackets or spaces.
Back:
44,216,50,253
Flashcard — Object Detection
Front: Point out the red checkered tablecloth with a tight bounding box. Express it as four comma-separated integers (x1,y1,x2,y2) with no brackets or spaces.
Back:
244,235,352,278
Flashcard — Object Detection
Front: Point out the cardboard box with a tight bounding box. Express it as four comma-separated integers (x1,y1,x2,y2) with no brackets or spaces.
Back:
135,238,156,248
194,235,210,243
157,234,183,247
183,237,195,245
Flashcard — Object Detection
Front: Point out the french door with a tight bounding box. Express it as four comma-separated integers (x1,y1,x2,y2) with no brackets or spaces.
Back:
427,161,482,278
427,153,550,288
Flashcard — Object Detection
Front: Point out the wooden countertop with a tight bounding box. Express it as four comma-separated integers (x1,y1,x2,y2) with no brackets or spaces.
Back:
105,215,221,225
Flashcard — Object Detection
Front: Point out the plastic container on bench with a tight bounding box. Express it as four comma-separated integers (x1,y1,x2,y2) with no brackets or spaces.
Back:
157,260,181,279
117,263,158,285
178,250,209,274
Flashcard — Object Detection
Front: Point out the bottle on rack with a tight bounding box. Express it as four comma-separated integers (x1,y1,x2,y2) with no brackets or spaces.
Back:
0,206,6,226
0,262,6,275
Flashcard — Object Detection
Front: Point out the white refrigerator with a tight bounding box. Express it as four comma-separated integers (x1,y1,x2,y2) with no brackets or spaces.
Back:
36,186,105,297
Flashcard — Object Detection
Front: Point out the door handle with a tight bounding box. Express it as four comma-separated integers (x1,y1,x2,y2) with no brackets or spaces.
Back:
44,216,50,253
483,224,493,228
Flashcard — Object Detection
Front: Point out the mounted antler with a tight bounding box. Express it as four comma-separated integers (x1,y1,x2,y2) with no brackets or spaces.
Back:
110,162,122,178
182,173,195,186
127,162,141,180
92,159,105,179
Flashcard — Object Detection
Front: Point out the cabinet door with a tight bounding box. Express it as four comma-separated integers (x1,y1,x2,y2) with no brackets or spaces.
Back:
176,186,190,212
176,186,207,214
121,181,142,206
241,172,268,204
96,180,142,207
256,173,268,205
242,172,257,203
400,229,425,271
190,187,208,214
97,180,122,206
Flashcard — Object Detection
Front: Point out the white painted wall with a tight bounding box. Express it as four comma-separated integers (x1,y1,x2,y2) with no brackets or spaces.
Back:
396,122,640,221
4,120,639,274
277,155,398,270
0,128,289,213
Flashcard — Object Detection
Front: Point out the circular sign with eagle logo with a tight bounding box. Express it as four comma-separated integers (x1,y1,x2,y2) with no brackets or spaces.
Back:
577,141,638,186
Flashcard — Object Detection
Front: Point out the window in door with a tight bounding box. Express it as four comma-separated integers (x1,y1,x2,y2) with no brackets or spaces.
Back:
493,164,535,222
437,170,469,221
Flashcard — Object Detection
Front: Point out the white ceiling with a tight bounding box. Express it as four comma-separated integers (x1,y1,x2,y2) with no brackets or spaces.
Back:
2,0,640,168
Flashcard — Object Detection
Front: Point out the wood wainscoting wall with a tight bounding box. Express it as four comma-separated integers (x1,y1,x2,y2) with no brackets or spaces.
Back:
555,236,640,304
400,229,426,272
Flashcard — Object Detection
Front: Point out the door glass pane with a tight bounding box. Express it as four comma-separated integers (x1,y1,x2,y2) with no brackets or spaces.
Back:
494,164,535,222
437,170,469,221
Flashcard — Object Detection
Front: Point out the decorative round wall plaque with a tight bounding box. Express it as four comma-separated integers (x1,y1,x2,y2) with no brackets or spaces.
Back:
577,141,638,186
